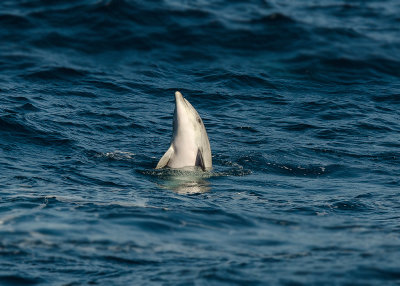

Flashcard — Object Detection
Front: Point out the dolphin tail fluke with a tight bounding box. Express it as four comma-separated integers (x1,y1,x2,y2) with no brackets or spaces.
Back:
155,145,174,169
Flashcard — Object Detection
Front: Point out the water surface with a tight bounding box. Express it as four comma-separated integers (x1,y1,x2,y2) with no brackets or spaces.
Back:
1,0,400,285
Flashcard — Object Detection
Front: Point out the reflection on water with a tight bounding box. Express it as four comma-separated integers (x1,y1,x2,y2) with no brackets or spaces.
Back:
159,178,210,194
156,168,212,194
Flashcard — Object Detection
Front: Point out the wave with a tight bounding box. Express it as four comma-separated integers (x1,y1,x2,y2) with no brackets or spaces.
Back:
0,275,42,286
0,114,73,147
24,66,88,81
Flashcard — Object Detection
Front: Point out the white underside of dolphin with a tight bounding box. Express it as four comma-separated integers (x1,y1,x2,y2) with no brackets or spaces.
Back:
156,91,212,171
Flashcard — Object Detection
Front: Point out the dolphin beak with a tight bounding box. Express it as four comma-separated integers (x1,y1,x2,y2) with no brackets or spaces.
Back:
175,91,184,103
174,91,186,113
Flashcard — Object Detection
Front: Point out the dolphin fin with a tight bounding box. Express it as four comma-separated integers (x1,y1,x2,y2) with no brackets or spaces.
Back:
156,145,174,169
195,149,206,171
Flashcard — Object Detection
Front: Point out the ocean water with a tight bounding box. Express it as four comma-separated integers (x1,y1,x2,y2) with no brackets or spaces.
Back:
1,0,400,285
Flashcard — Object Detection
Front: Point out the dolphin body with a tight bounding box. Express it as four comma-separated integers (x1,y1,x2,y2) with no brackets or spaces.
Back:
156,91,212,171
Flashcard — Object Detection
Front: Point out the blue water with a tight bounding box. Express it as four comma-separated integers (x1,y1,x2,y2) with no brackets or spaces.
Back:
1,0,400,285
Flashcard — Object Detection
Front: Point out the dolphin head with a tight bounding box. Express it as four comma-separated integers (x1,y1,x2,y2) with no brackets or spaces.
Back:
173,91,203,141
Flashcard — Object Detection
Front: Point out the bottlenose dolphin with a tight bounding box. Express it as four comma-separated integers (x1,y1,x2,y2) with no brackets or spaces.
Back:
156,91,212,171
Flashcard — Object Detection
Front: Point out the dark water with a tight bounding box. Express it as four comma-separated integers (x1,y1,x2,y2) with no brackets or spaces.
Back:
1,0,400,285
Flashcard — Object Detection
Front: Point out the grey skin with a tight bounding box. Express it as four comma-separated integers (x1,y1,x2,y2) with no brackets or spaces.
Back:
156,91,212,171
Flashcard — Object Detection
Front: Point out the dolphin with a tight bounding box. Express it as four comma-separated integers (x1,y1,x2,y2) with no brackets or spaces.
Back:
156,91,212,171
